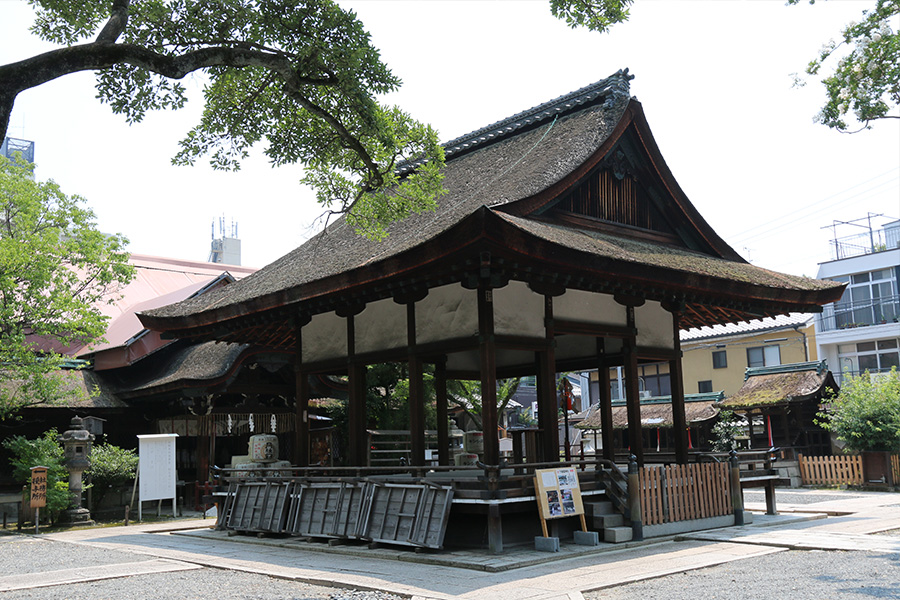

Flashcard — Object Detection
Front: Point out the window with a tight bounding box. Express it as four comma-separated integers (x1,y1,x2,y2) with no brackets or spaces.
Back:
833,268,899,328
747,345,781,368
712,350,728,369
698,380,713,393
837,337,900,380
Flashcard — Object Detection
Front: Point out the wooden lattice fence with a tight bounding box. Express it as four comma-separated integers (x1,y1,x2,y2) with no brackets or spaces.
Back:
638,462,732,525
798,454,863,486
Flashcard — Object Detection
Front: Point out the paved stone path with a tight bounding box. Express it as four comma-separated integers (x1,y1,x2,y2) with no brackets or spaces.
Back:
2,489,898,600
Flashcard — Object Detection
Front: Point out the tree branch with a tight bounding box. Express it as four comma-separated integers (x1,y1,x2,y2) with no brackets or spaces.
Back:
96,0,131,44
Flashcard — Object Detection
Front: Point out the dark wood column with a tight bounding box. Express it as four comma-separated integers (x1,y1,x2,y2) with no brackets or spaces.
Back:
478,285,500,465
407,302,426,466
345,312,367,466
537,295,561,462
435,357,450,466
294,317,311,466
666,304,688,464
596,338,615,461
623,305,643,465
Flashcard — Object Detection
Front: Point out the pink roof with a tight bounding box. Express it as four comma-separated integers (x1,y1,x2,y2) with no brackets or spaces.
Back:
75,254,257,365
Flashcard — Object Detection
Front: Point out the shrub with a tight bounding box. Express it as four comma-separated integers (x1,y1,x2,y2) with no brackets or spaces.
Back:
817,367,900,452
87,442,138,507
1,429,70,519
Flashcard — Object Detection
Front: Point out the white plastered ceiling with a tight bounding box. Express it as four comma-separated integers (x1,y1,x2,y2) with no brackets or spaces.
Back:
417,284,479,344
355,297,408,355
494,281,544,337
302,312,347,363
555,289,626,325
636,300,675,349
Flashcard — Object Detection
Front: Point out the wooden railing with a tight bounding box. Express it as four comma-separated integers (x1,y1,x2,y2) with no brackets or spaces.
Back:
638,462,732,525
798,454,863,486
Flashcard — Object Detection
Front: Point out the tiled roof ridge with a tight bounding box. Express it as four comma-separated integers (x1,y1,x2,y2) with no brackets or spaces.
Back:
397,69,633,175
744,360,829,380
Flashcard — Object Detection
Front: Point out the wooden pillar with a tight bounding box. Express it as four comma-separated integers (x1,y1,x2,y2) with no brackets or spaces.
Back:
668,307,688,464
407,302,426,466
346,313,367,466
435,358,450,466
478,285,500,466
623,306,643,466
537,295,561,462
294,321,311,467
596,338,615,461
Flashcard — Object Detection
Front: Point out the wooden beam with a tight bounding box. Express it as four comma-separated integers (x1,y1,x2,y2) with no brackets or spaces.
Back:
407,302,426,466
435,358,450,466
294,322,310,466
478,285,500,466
554,319,634,339
668,308,688,464
537,295,561,462
624,306,643,466
597,338,616,461
346,314,367,466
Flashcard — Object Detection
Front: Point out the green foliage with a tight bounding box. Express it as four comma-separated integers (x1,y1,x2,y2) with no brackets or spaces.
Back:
87,441,138,507
447,378,520,430
0,154,134,418
88,443,138,489
549,0,632,32
790,0,899,131
1,429,70,515
817,367,900,452
9,0,447,237
711,409,743,452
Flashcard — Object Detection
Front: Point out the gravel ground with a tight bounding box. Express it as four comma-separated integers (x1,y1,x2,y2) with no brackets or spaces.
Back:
586,549,900,600
0,536,403,600
2,569,404,600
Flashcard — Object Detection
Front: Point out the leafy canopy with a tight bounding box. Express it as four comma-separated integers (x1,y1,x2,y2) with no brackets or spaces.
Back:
0,1,633,238
1,0,448,238
817,367,900,452
790,0,899,131
0,154,133,419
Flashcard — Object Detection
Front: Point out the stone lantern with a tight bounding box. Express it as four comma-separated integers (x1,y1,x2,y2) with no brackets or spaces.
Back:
59,416,94,525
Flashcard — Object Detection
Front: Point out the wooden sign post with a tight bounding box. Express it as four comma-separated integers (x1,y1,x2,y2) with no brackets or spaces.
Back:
30,466,48,534
533,466,587,537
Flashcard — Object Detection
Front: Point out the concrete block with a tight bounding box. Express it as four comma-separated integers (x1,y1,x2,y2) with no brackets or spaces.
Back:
604,526,633,543
573,530,600,546
593,513,624,529
534,536,560,552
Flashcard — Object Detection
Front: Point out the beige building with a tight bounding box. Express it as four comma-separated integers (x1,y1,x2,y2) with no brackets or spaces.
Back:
586,314,818,402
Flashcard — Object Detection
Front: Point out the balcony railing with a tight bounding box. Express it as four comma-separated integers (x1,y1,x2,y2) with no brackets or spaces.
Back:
817,294,900,333
829,227,900,260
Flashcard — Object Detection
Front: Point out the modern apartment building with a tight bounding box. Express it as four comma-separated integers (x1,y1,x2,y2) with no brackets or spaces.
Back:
815,216,900,384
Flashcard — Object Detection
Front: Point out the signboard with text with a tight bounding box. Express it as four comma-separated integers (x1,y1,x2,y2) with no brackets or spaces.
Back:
534,466,584,520
30,466,48,508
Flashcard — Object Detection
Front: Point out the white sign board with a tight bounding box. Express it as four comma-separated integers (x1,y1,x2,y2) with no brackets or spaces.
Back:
137,434,178,520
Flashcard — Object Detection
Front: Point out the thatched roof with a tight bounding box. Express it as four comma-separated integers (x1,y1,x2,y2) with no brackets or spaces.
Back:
720,361,838,410
576,393,722,429
116,341,250,398
138,71,844,344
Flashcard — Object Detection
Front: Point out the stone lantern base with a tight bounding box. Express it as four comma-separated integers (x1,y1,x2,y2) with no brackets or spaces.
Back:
58,506,94,526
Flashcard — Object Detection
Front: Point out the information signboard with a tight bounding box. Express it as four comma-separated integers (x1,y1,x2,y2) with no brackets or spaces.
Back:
137,434,178,520
30,467,47,508
533,466,587,537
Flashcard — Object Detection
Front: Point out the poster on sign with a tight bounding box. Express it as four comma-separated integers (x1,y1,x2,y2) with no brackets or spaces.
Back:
534,467,585,521
137,434,178,520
